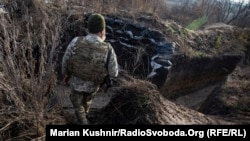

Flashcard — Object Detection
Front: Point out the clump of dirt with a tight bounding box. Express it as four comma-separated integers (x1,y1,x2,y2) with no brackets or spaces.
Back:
199,65,250,124
87,70,234,125
197,44,250,124
88,70,159,124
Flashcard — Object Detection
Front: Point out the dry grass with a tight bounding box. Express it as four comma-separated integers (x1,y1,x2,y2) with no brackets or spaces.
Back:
88,70,159,124
0,0,65,140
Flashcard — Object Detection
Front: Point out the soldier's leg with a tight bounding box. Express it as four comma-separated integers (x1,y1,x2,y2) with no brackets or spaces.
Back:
82,92,96,114
70,90,88,125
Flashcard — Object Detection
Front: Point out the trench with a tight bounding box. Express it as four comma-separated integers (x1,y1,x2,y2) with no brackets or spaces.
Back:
59,14,242,113
101,15,241,102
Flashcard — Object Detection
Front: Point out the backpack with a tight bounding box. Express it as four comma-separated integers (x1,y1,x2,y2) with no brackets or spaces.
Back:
67,36,110,85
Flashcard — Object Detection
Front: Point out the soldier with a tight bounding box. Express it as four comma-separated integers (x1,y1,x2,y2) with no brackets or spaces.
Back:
61,13,119,125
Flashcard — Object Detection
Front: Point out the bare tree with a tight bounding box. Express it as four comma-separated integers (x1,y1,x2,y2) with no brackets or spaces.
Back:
167,0,250,28
233,0,250,27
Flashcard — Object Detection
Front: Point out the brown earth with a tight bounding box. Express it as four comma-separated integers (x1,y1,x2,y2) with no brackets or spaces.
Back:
57,13,250,126
199,65,250,124
58,70,235,125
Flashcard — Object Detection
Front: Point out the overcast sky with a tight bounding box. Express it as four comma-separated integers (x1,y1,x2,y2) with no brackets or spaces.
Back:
231,0,249,4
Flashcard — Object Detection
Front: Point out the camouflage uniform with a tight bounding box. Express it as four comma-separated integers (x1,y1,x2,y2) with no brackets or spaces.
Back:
62,34,119,124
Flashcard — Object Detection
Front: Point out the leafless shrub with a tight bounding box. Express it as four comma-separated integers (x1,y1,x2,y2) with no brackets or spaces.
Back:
0,0,66,140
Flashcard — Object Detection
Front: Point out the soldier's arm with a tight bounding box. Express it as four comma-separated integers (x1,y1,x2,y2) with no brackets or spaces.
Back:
107,45,119,78
61,37,79,77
